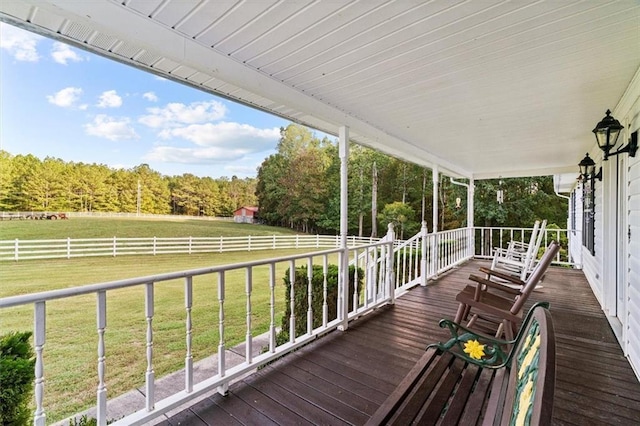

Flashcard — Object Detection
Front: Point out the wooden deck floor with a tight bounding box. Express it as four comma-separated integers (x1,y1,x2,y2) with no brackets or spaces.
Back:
162,260,640,425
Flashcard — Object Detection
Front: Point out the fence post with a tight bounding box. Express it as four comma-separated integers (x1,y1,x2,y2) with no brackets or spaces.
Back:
113,236,117,257
153,236,157,256
14,238,19,261
420,221,428,286
248,235,252,251
386,223,396,304
67,237,71,259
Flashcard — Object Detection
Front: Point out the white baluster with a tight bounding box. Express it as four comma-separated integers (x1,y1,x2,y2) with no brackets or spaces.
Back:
351,250,359,313
322,256,328,327
217,272,227,395
34,302,46,426
289,260,296,343
269,263,276,353
245,267,253,363
96,291,107,426
307,257,313,335
145,283,154,411
185,277,193,393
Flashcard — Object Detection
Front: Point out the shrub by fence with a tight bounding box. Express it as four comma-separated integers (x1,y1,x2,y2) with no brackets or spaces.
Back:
0,331,35,426
277,264,363,345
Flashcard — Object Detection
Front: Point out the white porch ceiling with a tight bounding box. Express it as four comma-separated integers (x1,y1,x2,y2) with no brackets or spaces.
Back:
1,0,639,179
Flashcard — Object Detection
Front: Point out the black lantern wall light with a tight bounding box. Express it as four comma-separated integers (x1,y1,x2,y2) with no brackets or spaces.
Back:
578,109,638,181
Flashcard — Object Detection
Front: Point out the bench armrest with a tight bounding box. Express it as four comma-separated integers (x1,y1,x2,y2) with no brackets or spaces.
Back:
432,319,512,369
478,267,524,285
469,274,522,295
434,302,551,370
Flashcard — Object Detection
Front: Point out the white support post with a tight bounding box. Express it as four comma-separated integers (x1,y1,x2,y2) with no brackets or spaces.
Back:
431,165,439,277
468,178,475,258
420,221,428,286
338,125,350,331
386,224,396,304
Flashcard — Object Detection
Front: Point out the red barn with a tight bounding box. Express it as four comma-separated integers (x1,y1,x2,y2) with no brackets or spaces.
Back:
233,206,259,224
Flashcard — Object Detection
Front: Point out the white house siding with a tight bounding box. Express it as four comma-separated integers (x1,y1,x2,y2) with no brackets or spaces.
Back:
571,68,639,378
625,78,640,376
630,155,640,377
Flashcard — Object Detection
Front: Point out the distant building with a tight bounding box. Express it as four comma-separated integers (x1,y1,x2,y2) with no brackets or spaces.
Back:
233,206,259,224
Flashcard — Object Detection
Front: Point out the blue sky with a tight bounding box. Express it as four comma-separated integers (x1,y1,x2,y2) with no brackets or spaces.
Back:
0,23,294,179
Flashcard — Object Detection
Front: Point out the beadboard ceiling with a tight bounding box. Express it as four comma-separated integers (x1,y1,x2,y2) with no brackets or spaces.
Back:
1,0,639,179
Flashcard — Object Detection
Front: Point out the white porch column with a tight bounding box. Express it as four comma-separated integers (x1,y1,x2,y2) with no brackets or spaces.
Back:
432,165,439,234
431,166,439,277
468,178,475,258
420,221,428,286
338,126,350,331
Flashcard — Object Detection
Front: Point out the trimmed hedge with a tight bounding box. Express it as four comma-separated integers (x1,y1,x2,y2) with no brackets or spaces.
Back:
0,332,35,426
277,264,363,344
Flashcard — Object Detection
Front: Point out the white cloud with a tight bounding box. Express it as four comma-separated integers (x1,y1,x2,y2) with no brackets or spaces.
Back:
144,145,249,164
225,164,260,175
84,114,139,141
0,23,41,62
158,122,280,150
51,42,83,65
139,101,228,128
143,92,158,102
46,87,83,108
97,90,123,108
144,122,280,166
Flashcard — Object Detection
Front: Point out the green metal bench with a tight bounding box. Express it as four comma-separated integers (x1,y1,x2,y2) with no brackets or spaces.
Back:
366,302,555,425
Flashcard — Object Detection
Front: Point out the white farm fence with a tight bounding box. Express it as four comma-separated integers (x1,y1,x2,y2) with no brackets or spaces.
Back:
0,235,379,261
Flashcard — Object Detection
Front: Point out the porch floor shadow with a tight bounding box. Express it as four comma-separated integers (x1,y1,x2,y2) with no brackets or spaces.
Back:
162,260,640,425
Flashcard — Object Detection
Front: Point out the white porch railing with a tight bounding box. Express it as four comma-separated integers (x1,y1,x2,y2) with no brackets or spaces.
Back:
473,226,577,266
0,228,396,426
0,224,579,426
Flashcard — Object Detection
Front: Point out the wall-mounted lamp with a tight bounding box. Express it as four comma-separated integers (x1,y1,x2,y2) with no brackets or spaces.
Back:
593,110,638,160
578,153,602,182
496,179,504,204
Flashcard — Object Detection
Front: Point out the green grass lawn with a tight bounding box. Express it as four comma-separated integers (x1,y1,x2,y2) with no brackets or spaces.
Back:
0,217,331,422
0,216,299,240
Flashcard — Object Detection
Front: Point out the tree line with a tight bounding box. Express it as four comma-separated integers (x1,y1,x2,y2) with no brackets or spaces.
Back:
0,124,568,235
0,151,257,216
257,125,568,236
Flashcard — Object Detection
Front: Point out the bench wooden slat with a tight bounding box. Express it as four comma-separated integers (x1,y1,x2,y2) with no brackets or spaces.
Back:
387,353,455,425
413,358,466,425
366,303,555,426
458,367,496,425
